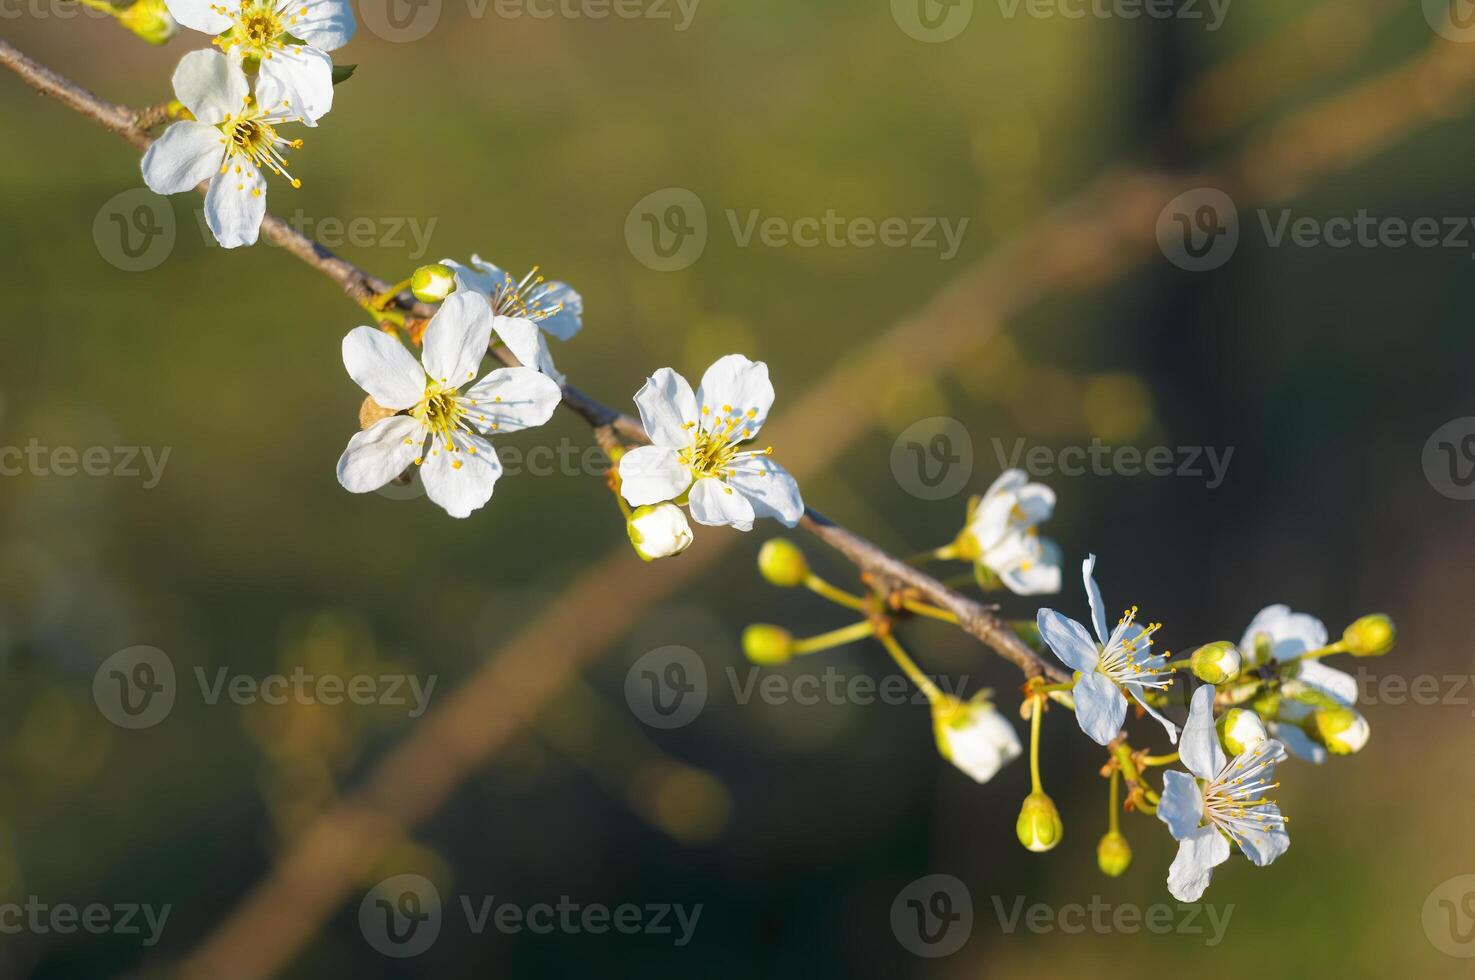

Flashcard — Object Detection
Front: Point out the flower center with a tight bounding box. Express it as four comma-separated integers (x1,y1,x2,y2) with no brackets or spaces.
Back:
490,266,566,323
1201,752,1286,849
1095,605,1172,690
679,405,771,482
408,383,487,470
213,0,304,56
218,96,304,188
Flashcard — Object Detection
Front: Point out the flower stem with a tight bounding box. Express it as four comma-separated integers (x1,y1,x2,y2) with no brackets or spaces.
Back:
901,598,958,624
371,277,413,311
1029,694,1045,794
1139,751,1179,767
793,620,877,656
877,632,942,702
905,544,957,565
1297,640,1350,660
803,574,868,612
1107,766,1121,834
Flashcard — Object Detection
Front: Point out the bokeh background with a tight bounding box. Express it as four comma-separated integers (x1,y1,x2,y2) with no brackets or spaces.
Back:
3,0,1475,975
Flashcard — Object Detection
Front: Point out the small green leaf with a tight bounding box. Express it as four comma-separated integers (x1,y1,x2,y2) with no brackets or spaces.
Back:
331,64,357,85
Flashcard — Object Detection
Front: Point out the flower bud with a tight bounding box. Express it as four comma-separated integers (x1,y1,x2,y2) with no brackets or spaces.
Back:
1189,641,1242,685
1313,706,1370,755
627,503,693,562
742,625,794,665
1218,707,1269,756
1016,792,1063,853
1096,831,1131,877
931,695,1021,784
116,0,178,44
757,538,808,588
411,263,456,303
1342,614,1395,657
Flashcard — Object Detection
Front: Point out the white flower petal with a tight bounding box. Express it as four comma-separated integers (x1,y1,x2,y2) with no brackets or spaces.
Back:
695,354,774,438
422,291,494,388
256,45,333,125
171,49,246,125
1013,481,1055,524
1166,825,1231,903
937,704,1021,784
1083,553,1109,643
687,477,755,531
140,121,225,195
1128,683,1180,744
1036,609,1100,673
1239,604,1327,662
968,489,1017,551
202,168,267,248
633,367,699,448
982,468,1028,499
491,315,562,383
627,502,693,560
462,367,562,435
618,445,691,506
726,456,803,528
292,0,355,49
1273,722,1327,763
420,432,502,518
1179,684,1226,780
1158,770,1205,840
1289,659,1358,707
336,416,424,493
342,326,425,410
443,256,511,297
1237,806,1290,867
164,0,232,38
1073,670,1128,745
987,533,1061,596
536,281,582,340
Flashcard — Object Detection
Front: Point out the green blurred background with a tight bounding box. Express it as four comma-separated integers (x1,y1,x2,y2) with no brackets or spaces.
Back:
3,0,1475,975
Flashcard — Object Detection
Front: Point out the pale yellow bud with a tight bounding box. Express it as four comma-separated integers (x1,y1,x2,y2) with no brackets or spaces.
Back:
626,503,693,561
411,263,456,303
1016,792,1063,853
757,538,808,587
742,625,794,665
1097,831,1131,877
1314,706,1370,755
1342,614,1395,657
1190,641,1242,685
116,0,178,45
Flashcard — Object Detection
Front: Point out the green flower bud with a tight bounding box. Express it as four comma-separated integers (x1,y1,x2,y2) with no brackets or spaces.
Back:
116,0,178,45
1016,792,1063,853
742,625,794,666
1096,831,1131,877
1342,614,1395,657
757,538,808,587
1190,641,1242,685
626,503,693,562
1218,707,1269,756
1313,705,1370,755
411,263,456,303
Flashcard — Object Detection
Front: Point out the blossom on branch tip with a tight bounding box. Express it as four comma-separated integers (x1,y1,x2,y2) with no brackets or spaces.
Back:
618,355,804,533
1158,684,1289,902
335,292,563,518
1036,555,1178,746
141,50,307,248
932,693,1022,784
1240,604,1363,764
957,469,1062,595
164,0,354,125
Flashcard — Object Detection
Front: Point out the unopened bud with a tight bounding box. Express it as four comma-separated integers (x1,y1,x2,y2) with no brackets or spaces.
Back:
742,625,794,665
626,502,693,562
1218,707,1269,756
411,263,456,303
116,0,178,44
1097,831,1131,877
757,538,808,587
1313,706,1370,755
1342,614,1395,657
1016,792,1063,853
1190,641,1242,685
